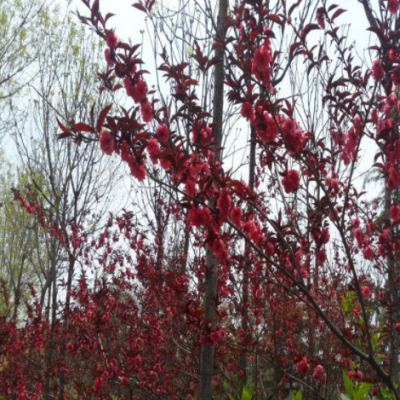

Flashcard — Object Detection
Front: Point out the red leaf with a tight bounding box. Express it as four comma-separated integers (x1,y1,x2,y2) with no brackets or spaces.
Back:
97,105,112,133
132,2,147,12
290,42,302,58
267,14,281,24
57,132,72,140
73,123,95,133
302,23,320,38
373,163,385,169
56,118,70,134
104,13,115,22
331,8,346,21
289,0,301,16
367,26,384,42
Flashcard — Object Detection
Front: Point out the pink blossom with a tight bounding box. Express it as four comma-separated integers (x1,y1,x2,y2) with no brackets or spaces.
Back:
390,204,400,221
141,102,153,123
99,131,114,155
129,157,146,181
362,286,372,298
231,206,242,227
282,170,300,193
104,48,115,67
185,179,196,197
296,357,309,374
389,0,400,14
147,139,160,164
188,205,211,228
313,365,324,381
156,125,170,142
388,167,400,189
363,246,374,260
372,60,385,81
124,77,135,98
316,248,327,266
392,67,400,88
132,79,148,103
105,31,118,48
217,188,232,222
241,102,253,121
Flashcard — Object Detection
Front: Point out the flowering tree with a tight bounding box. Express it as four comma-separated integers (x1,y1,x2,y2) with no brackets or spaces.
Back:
3,0,400,399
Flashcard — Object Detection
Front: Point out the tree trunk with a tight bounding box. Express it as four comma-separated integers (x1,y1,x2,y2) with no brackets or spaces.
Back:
239,125,256,384
386,177,400,391
199,0,227,398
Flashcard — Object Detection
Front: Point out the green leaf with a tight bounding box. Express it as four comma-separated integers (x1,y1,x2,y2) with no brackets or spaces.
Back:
342,296,349,313
294,390,303,400
242,383,254,400
343,370,354,397
354,383,371,400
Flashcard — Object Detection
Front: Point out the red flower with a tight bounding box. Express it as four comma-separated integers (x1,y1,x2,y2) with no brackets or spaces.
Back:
395,323,400,333
188,205,211,228
208,236,229,261
282,170,300,193
372,60,385,81
389,0,400,14
257,112,280,143
141,102,153,123
389,49,400,63
388,167,400,189
129,158,146,181
362,286,372,298
121,376,129,385
105,31,118,48
241,102,253,121
124,77,135,98
217,188,232,222
132,79,148,103
147,139,160,164
316,248,327,266
253,43,271,72
296,357,309,374
392,66,400,87
282,119,306,152
363,246,374,260
185,179,196,197
313,365,324,381
104,48,115,67
231,206,242,227
99,131,114,155
156,125,170,142
390,204,400,221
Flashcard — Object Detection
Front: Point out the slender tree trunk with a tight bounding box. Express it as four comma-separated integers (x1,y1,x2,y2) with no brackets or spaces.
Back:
386,176,400,391
44,244,57,400
199,1,227,398
181,229,190,274
58,255,76,400
389,14,400,393
239,125,256,384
